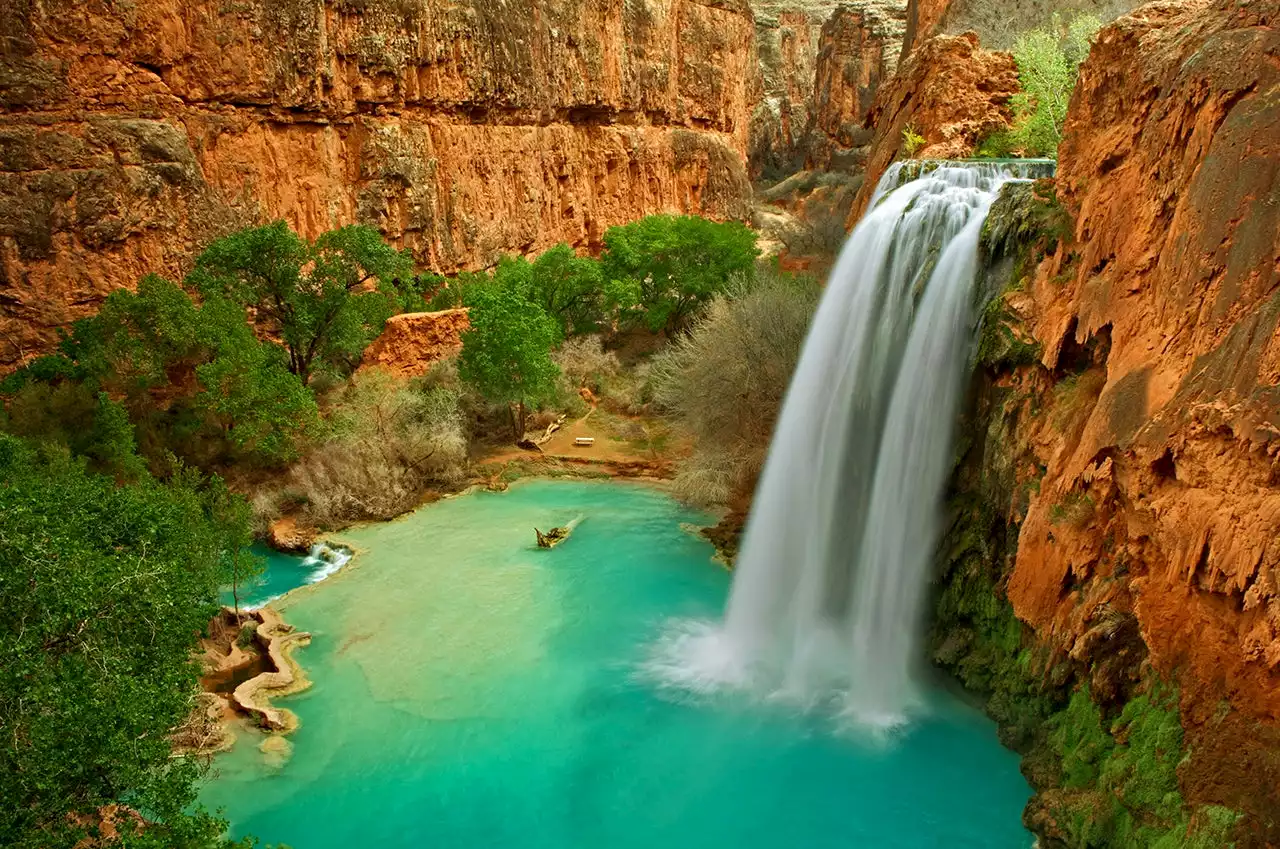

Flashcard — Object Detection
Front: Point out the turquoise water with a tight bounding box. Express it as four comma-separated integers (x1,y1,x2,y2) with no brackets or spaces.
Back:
219,544,349,610
201,480,1032,848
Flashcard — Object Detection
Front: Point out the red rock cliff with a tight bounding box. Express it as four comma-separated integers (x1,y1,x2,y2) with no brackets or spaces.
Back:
971,0,1280,837
0,0,757,368
1021,0,1280,722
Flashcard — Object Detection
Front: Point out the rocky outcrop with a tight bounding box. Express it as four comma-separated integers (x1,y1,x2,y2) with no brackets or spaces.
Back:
939,0,1280,842
750,6,827,179
267,516,317,554
899,0,950,58
936,0,1138,51
749,0,907,177
848,30,1018,220
807,1,906,169
358,307,468,378
0,0,757,369
232,608,311,733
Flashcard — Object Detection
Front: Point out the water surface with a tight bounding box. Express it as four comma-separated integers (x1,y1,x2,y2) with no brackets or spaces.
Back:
219,543,351,610
202,480,1031,848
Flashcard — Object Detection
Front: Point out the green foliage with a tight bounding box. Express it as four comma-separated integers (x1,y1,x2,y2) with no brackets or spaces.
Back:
526,244,607,336
902,124,926,157
0,435,257,849
1101,689,1185,822
1049,490,1095,527
458,286,561,441
976,14,1103,158
395,272,448,313
190,221,413,385
1049,688,1115,788
601,215,760,334
2,276,319,468
977,295,1042,370
237,622,260,649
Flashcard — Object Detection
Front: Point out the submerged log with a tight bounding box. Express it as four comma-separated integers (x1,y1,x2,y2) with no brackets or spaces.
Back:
535,526,571,548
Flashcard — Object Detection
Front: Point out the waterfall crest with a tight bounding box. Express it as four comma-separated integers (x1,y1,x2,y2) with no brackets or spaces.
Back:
649,161,1046,729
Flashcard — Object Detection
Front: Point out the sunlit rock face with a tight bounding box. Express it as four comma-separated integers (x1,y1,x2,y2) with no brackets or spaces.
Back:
846,30,1019,222
1012,0,1280,761
0,0,757,368
953,0,1280,838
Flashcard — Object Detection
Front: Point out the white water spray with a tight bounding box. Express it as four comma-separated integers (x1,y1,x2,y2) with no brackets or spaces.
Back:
649,161,1049,728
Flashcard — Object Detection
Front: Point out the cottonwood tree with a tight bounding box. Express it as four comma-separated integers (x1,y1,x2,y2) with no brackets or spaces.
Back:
190,222,414,386
458,287,561,442
1,275,319,468
0,435,259,849
601,215,759,334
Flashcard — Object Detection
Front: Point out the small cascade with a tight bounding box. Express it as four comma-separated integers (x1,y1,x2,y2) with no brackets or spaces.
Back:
300,542,354,585
651,160,1046,729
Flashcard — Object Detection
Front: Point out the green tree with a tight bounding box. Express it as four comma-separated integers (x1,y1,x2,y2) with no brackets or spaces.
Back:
458,287,561,441
601,215,759,334
190,222,413,386
0,435,257,849
527,244,606,336
2,276,319,468
980,14,1103,158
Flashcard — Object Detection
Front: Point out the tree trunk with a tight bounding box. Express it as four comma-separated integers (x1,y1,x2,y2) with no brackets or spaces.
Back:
509,401,528,444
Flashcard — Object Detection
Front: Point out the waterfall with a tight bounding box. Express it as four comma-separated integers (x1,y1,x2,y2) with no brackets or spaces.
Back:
648,161,1050,729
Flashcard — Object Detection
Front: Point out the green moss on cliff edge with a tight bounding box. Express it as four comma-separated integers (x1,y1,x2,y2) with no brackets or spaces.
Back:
933,195,1242,845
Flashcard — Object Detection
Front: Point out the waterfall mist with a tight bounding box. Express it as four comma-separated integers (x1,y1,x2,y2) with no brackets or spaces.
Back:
647,161,1046,729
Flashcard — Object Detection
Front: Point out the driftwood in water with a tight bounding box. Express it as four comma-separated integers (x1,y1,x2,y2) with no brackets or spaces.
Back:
534,526,571,548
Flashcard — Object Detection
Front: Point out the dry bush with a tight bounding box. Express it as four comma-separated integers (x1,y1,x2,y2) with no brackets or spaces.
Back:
277,369,468,525
650,267,819,506
599,361,652,415
552,335,620,392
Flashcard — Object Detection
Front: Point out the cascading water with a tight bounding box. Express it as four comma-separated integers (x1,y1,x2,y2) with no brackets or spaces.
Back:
650,160,1052,729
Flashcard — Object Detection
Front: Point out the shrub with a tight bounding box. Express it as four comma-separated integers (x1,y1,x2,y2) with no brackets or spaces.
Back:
650,266,819,505
236,621,260,649
902,123,926,157
976,13,1103,158
552,335,620,394
281,370,468,525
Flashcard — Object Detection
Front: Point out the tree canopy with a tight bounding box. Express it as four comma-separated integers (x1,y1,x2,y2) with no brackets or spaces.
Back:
457,286,561,440
978,14,1102,158
189,222,413,386
600,215,759,334
1,275,318,469
0,435,258,849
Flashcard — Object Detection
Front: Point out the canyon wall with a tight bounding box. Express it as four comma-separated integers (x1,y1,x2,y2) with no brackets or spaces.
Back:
932,0,1280,843
749,0,907,177
0,0,757,368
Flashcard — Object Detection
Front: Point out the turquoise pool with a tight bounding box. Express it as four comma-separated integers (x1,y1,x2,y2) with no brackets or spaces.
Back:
201,480,1032,848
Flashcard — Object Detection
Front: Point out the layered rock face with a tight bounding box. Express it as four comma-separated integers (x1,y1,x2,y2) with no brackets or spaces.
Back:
749,5,827,178
0,0,756,368
749,0,906,177
359,307,468,378
847,29,1018,220
806,1,906,169
938,0,1280,841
